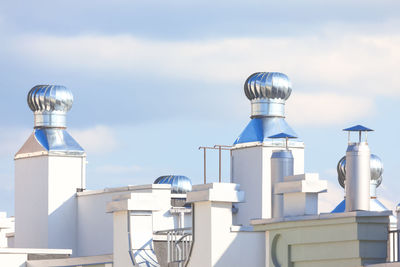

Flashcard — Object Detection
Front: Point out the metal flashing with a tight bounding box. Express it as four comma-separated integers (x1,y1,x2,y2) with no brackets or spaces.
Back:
233,117,300,145
15,129,85,159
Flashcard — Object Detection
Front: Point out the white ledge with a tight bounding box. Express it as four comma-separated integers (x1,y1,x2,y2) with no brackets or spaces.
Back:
0,248,72,255
251,210,393,226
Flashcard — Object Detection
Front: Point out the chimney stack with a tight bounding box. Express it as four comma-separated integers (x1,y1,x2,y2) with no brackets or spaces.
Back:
343,125,373,212
15,85,85,254
270,133,296,218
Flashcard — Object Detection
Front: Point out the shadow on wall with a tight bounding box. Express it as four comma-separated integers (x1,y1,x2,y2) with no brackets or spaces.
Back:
48,195,77,254
133,239,159,267
214,231,265,267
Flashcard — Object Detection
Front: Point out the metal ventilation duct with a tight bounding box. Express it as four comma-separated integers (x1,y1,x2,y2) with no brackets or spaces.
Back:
337,154,383,197
154,175,192,194
15,85,85,158
28,85,73,129
244,72,292,118
271,150,294,218
343,125,373,212
235,72,301,145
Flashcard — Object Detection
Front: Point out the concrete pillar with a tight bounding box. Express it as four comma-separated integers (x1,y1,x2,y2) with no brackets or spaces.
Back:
274,173,327,217
186,183,265,267
106,184,172,267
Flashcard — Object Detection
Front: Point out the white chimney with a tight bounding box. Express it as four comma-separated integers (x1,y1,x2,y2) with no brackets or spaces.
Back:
14,85,86,253
231,72,304,225
343,125,372,212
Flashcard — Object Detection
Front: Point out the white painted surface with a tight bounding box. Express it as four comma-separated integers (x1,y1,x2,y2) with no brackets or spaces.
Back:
187,183,265,267
7,234,14,248
0,214,15,248
77,191,115,257
113,211,134,267
283,193,318,216
78,184,181,257
15,156,49,249
15,155,86,254
231,145,304,225
274,173,327,217
48,156,84,252
0,247,71,267
108,186,182,267
26,254,112,267
0,253,27,267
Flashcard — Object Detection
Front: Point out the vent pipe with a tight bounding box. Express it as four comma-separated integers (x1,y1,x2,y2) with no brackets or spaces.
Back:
337,154,383,198
343,125,373,212
270,133,296,218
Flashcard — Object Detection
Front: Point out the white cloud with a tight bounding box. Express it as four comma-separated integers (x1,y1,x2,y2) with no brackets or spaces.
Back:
70,125,118,155
13,29,400,97
286,92,375,126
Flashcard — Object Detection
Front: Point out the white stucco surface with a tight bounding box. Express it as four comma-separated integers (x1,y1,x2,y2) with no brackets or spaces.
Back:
231,144,304,225
15,155,85,254
15,156,49,249
187,183,265,267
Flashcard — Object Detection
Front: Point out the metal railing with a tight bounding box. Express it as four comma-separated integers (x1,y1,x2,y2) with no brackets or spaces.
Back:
388,230,399,262
198,145,232,184
155,228,193,267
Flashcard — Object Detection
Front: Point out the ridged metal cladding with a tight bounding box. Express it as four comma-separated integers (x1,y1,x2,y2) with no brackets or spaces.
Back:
27,85,73,128
244,72,292,118
244,72,292,101
154,175,192,194
337,154,383,189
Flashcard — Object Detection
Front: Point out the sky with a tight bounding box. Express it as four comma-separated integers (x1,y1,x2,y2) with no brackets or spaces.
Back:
0,0,399,215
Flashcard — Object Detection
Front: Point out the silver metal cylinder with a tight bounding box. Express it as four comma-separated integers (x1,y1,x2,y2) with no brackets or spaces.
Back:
345,142,371,211
271,150,294,218
370,182,377,198
34,112,67,128
251,98,285,118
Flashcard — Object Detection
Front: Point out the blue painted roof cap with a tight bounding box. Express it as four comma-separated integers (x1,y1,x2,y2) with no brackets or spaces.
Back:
268,132,297,139
343,125,373,132
234,117,300,145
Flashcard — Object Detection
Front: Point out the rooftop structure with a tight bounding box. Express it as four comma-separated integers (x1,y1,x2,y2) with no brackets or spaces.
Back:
0,73,397,267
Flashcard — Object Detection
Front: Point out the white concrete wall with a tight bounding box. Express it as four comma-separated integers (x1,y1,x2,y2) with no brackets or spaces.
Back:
113,211,134,267
0,253,27,267
0,213,15,248
15,156,49,248
231,145,304,225
77,192,115,257
188,201,265,267
48,156,83,252
187,183,265,267
78,185,179,258
231,146,263,225
15,155,85,254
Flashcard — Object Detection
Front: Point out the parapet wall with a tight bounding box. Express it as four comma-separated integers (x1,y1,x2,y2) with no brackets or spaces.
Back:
252,211,391,267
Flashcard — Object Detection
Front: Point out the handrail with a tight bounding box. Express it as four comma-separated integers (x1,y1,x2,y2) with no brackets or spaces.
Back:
154,227,192,235
155,227,193,267
198,144,232,183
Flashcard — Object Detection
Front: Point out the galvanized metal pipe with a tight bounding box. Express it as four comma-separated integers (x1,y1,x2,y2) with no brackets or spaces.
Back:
345,142,371,211
271,150,294,218
204,149,206,184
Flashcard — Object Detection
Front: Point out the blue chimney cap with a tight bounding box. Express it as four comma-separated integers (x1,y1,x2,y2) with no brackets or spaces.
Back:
343,125,373,132
268,132,298,139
